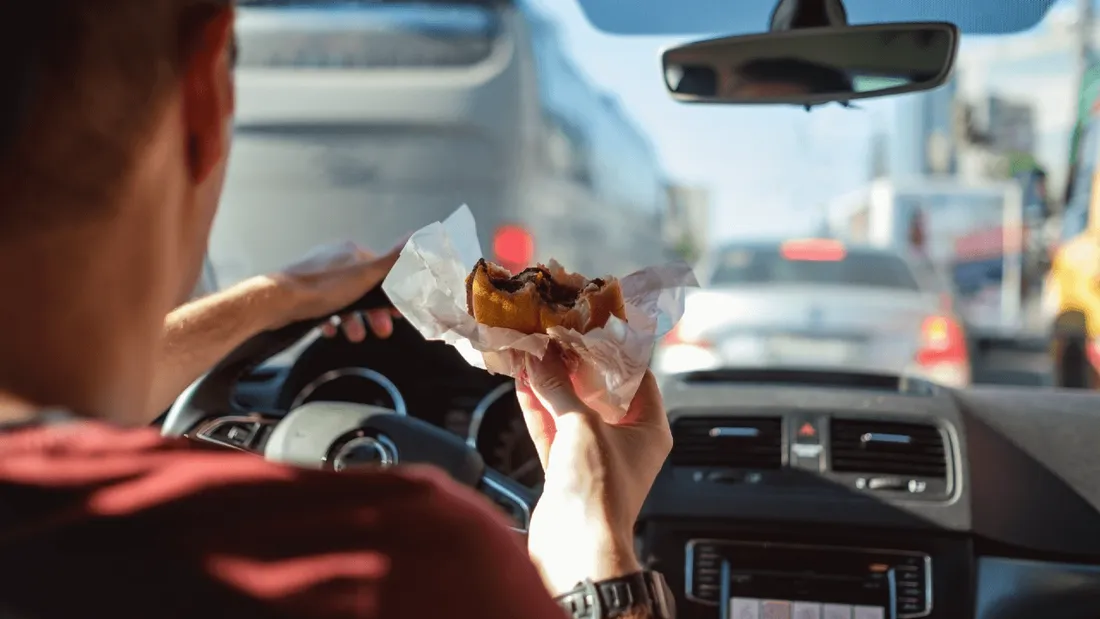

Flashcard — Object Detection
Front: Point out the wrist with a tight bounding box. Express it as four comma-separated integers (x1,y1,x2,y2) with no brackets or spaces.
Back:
530,527,641,595
236,275,301,332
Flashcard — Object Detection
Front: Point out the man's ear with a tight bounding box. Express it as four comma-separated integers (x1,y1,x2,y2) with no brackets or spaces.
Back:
182,8,235,184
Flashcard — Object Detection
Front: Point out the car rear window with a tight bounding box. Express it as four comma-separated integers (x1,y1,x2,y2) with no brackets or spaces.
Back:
709,246,921,290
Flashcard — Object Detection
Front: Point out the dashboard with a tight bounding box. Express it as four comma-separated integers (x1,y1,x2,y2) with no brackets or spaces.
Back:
647,369,1100,619
229,325,1100,619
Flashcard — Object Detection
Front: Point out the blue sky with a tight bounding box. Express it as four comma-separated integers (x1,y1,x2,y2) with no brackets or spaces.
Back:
525,0,1073,243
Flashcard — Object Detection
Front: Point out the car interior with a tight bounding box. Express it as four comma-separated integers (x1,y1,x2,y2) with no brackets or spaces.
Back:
158,0,1100,618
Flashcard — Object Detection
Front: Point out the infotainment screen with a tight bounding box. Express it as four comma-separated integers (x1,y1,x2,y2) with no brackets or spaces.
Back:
694,540,927,619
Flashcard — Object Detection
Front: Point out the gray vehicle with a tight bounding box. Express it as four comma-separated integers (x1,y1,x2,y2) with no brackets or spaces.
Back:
653,239,972,388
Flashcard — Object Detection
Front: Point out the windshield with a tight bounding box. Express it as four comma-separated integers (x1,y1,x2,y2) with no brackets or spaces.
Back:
208,0,1073,390
709,246,921,291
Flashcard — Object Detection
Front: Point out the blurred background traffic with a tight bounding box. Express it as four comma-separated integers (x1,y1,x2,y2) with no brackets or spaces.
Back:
206,0,1100,391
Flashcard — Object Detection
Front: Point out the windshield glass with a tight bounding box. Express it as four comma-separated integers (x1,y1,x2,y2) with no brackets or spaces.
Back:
709,247,921,290
208,0,1073,389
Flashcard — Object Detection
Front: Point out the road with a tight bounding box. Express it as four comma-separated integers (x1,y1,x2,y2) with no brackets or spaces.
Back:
971,346,1053,387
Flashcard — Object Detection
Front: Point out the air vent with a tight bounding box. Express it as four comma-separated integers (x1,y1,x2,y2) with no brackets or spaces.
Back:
670,417,783,469
830,419,947,478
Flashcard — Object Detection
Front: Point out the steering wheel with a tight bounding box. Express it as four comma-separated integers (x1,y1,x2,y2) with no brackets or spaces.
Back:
160,286,536,533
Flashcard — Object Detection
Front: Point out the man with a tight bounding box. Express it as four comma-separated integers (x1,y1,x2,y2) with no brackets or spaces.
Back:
0,2,673,619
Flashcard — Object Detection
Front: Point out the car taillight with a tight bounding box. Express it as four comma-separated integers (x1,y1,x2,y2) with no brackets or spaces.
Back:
780,239,847,261
916,316,967,365
655,323,721,376
662,323,698,347
913,315,970,388
493,225,533,274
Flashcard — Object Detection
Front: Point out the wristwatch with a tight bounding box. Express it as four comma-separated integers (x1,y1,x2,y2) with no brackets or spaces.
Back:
554,570,675,619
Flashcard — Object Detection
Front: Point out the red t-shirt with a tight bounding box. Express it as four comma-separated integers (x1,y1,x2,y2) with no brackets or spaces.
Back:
0,420,565,619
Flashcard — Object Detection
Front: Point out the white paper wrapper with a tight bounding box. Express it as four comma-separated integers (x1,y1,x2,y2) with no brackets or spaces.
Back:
382,205,698,421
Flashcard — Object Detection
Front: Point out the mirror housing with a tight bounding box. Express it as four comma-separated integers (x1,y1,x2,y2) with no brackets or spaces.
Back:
662,22,959,108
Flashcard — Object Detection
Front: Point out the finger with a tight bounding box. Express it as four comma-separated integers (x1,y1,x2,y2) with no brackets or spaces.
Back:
320,316,340,339
366,309,394,338
340,312,368,343
515,379,554,470
622,371,669,431
525,349,592,420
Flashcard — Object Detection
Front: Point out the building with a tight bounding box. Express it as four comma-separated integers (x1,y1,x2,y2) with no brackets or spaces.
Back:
889,73,959,178
664,184,711,263
952,8,1081,190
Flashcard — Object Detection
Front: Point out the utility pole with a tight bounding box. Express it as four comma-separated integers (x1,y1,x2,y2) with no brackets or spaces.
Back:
1081,0,1094,70
1075,0,1094,127
1066,0,1096,208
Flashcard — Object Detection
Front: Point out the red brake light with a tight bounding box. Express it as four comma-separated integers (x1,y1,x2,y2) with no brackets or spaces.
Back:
780,239,847,262
662,323,711,348
916,316,967,366
493,225,534,273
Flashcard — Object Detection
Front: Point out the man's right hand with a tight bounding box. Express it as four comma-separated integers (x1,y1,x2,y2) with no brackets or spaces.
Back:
516,350,672,595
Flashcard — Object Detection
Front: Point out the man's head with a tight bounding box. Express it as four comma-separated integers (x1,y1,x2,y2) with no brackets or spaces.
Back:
0,0,236,418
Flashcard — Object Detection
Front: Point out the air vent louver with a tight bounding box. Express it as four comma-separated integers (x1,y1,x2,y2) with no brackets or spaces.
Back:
830,419,947,479
670,417,782,469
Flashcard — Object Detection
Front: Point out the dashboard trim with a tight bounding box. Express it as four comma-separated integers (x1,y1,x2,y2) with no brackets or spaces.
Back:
290,367,408,415
683,538,933,618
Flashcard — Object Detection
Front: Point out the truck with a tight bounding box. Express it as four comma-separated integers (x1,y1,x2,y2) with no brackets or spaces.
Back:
823,178,1044,372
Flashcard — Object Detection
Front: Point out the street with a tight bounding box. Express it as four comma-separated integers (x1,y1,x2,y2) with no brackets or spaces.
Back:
971,345,1053,387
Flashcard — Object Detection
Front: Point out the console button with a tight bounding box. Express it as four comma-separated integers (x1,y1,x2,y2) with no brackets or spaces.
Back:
731,598,761,619
853,607,884,619
792,602,821,619
761,600,791,619
899,599,924,615
822,605,852,619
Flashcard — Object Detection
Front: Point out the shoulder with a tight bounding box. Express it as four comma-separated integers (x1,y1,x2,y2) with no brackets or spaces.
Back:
0,421,556,619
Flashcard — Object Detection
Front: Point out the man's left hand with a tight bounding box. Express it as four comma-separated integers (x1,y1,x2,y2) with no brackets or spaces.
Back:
262,240,405,342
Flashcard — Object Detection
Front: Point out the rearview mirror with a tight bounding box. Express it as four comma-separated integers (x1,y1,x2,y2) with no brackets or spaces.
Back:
662,22,958,107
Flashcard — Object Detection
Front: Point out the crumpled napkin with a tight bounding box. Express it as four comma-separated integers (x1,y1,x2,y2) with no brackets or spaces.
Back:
382,205,698,421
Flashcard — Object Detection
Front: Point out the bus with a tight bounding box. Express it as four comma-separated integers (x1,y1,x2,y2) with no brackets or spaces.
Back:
205,0,668,291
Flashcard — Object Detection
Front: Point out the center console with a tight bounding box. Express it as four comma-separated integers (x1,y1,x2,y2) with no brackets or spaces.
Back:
687,540,931,619
640,523,973,619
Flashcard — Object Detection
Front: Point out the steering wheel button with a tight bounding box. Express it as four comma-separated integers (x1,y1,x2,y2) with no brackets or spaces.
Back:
226,425,252,444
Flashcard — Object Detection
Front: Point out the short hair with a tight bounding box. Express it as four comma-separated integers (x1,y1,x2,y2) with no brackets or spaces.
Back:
0,0,231,238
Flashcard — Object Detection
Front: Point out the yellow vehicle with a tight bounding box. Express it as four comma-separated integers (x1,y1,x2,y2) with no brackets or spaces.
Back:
1047,91,1100,388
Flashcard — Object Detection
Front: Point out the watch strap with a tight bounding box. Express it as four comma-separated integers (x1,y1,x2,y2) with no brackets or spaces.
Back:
554,570,674,619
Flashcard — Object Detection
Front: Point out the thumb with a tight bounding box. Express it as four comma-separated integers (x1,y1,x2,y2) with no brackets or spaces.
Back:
526,349,590,419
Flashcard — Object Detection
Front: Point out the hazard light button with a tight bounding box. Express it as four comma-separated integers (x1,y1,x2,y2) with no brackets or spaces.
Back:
791,417,822,445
